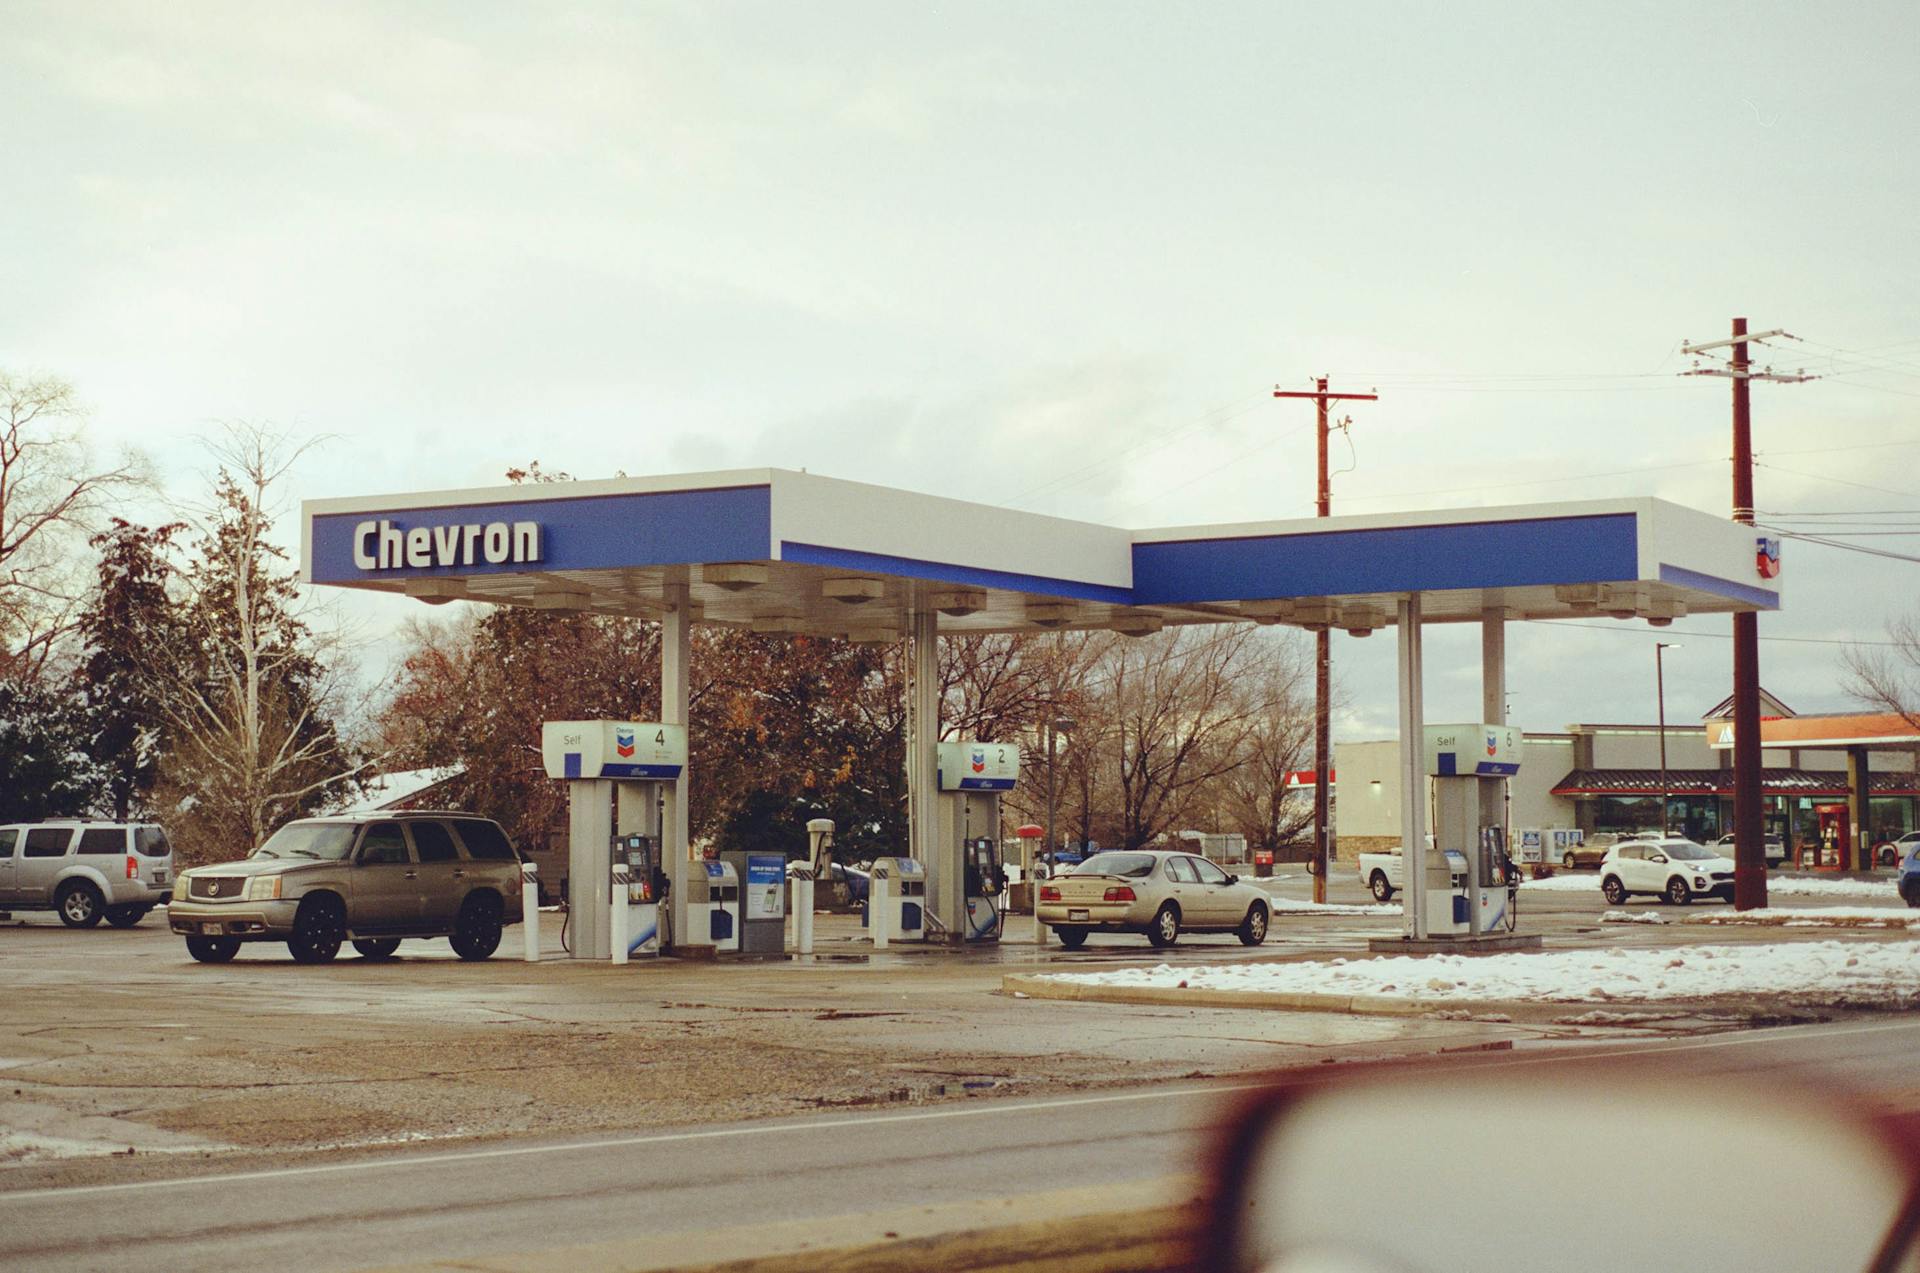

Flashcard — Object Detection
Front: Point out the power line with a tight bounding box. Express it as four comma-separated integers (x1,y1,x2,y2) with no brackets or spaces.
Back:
1521,619,1905,649
1757,525,1920,566
1336,455,1725,505
1001,391,1270,509
1753,459,1920,501
1757,436,1920,458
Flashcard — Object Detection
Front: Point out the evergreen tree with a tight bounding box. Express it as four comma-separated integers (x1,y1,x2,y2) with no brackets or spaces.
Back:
0,679,101,821
75,519,184,819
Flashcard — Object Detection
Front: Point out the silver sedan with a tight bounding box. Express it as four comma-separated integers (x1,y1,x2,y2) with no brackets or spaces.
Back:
1036,849,1271,949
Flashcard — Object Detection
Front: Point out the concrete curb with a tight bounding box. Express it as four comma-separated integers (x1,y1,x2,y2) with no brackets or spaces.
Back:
1000,973,1590,1024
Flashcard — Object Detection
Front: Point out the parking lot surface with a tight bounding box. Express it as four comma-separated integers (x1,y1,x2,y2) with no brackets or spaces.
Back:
2,865,1910,1195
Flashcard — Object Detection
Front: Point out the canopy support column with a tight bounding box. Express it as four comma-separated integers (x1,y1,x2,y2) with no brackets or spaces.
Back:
909,605,957,940
663,579,705,952
1481,607,1507,836
1397,596,1428,939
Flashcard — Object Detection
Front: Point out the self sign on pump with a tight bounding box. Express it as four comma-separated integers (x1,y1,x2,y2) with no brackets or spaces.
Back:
541,721,687,780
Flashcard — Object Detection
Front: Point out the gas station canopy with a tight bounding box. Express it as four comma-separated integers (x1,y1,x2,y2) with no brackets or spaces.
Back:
302,468,1781,634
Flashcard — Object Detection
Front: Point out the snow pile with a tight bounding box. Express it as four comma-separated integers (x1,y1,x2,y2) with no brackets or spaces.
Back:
1687,906,1920,928
1265,897,1400,917
1600,910,1667,924
1038,941,1920,1004
1523,873,1897,903
1771,877,1899,901
1519,874,1603,893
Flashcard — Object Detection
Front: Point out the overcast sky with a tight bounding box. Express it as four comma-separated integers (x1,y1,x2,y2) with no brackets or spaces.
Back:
5,2,1917,740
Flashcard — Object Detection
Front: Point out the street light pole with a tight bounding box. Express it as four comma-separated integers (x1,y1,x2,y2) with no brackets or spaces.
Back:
1656,642,1680,836
1041,716,1073,949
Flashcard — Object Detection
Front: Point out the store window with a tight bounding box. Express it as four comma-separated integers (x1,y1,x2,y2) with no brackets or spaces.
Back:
1870,797,1915,845
1591,796,1660,833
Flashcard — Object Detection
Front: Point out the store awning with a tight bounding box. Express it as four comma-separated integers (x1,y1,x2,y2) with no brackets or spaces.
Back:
1551,768,1920,798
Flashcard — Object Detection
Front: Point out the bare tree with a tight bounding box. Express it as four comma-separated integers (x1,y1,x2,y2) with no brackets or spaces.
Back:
147,425,368,859
0,372,145,678
1209,637,1316,854
1088,625,1292,850
1845,614,1920,731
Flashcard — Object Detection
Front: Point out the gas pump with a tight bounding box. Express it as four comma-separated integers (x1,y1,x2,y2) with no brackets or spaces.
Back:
541,720,687,962
935,741,1019,943
612,832,662,957
1416,724,1521,941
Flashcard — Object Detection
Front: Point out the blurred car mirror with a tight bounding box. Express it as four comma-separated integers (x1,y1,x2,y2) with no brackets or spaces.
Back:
1204,1066,1920,1273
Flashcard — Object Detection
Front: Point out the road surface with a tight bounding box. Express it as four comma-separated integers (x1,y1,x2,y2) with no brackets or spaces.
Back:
5,1015,1920,1271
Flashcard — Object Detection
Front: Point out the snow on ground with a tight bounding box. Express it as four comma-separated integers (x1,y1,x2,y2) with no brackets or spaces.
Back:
1686,906,1920,928
1772,877,1902,900
1521,873,1897,902
1265,897,1400,917
1519,873,1606,892
1038,940,1920,1004
1600,910,1667,924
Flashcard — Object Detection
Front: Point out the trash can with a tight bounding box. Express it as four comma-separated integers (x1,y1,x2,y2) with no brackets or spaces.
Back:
1254,849,1274,879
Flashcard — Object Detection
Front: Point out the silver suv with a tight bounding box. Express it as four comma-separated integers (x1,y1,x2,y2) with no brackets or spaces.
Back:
168,812,524,964
0,821,175,927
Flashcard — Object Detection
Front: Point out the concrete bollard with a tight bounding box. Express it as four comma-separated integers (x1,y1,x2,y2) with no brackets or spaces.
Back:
611,862,630,966
871,872,890,950
521,862,540,962
791,872,815,954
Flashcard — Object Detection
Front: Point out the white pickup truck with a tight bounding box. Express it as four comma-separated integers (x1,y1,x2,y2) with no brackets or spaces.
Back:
1357,847,1404,902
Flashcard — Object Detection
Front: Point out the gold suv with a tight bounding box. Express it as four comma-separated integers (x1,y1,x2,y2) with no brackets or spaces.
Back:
168,813,523,964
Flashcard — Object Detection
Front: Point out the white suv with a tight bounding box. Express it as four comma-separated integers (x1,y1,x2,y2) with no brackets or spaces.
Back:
0,821,177,927
1600,838,1734,906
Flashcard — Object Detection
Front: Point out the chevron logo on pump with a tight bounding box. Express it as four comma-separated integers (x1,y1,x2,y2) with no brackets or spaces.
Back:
971,748,986,774
615,728,636,758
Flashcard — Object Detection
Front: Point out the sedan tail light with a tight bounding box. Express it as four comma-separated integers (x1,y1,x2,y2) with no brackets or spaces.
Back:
1103,886,1136,902
1040,886,1062,902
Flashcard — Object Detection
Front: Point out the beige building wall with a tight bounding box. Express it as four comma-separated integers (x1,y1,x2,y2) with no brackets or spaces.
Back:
1334,736,1579,856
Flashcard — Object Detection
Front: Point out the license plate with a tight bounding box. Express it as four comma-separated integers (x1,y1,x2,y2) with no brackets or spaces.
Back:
1068,908,1090,922
199,922,224,936
151,870,168,883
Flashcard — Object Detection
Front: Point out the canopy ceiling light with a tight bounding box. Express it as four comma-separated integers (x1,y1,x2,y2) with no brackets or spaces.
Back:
929,588,986,618
749,613,806,634
530,591,591,612
821,576,886,605
403,579,467,606
1292,601,1333,632
845,628,899,645
1240,600,1298,626
1111,613,1165,638
1600,585,1646,621
1340,607,1385,637
1644,597,1688,628
1025,602,1076,628
705,562,770,592
1554,584,1602,612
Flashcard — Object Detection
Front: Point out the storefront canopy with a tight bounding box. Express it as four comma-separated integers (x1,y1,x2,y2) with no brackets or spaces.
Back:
303,468,1783,637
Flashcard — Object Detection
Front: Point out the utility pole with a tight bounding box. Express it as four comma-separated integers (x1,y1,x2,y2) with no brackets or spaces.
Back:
1682,319,1812,909
1274,377,1378,903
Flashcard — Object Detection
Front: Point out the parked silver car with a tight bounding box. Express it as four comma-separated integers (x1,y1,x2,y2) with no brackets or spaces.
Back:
0,821,176,927
1036,848,1270,949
